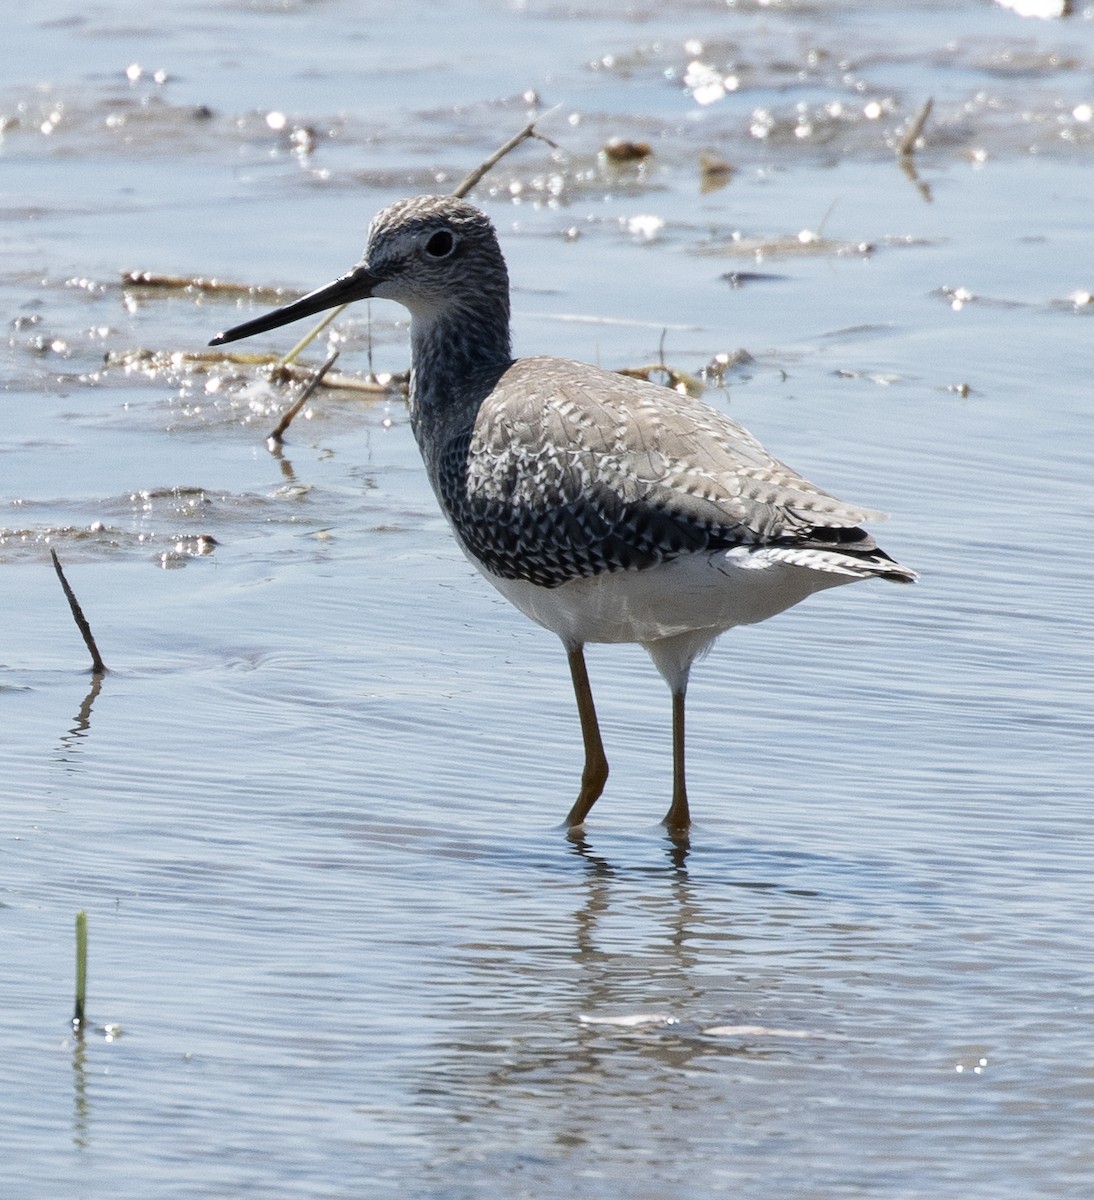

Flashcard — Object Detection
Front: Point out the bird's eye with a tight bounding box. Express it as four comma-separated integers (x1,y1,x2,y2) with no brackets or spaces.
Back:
424,230,455,259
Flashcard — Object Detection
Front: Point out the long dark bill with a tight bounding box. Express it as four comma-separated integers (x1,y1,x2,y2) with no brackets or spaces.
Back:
208,264,378,346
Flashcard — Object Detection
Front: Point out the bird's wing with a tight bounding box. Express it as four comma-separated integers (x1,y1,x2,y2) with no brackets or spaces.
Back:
446,357,886,588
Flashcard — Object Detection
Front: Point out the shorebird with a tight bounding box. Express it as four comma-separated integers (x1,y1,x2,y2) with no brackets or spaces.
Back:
210,194,914,836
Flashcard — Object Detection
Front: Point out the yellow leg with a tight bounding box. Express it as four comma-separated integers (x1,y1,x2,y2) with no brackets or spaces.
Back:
662,689,691,836
563,646,609,829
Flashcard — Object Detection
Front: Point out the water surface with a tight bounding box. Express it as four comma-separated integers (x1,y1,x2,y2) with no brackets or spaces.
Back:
3,2,1094,1197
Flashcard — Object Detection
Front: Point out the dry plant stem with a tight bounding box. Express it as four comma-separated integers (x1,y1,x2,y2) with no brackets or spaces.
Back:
269,350,340,444
451,106,561,199
50,549,107,674
278,307,344,368
281,111,560,361
899,97,933,159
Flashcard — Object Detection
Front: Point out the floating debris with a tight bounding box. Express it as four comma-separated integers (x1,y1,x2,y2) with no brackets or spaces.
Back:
121,270,301,302
616,362,705,396
702,1024,835,1040
104,348,402,395
578,1012,675,1028
933,286,1028,311
721,270,788,288
833,368,904,387
701,349,755,386
994,0,1071,15
699,150,734,193
701,230,875,260
601,138,652,164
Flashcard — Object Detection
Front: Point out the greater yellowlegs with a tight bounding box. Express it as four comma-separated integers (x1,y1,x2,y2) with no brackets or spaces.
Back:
210,195,915,835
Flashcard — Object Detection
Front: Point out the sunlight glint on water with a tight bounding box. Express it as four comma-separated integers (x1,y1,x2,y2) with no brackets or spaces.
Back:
2,2,1093,1196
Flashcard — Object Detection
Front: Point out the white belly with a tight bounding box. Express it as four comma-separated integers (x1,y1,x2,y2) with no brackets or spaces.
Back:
478,546,852,651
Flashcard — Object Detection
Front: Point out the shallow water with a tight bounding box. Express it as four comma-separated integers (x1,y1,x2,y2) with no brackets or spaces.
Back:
3,2,1094,1197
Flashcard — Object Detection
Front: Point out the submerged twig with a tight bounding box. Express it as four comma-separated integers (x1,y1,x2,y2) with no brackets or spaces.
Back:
898,97,933,160
73,910,88,1034
268,350,340,446
50,549,107,675
897,98,935,203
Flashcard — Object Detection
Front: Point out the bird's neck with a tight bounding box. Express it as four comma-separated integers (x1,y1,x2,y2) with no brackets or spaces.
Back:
407,296,513,453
